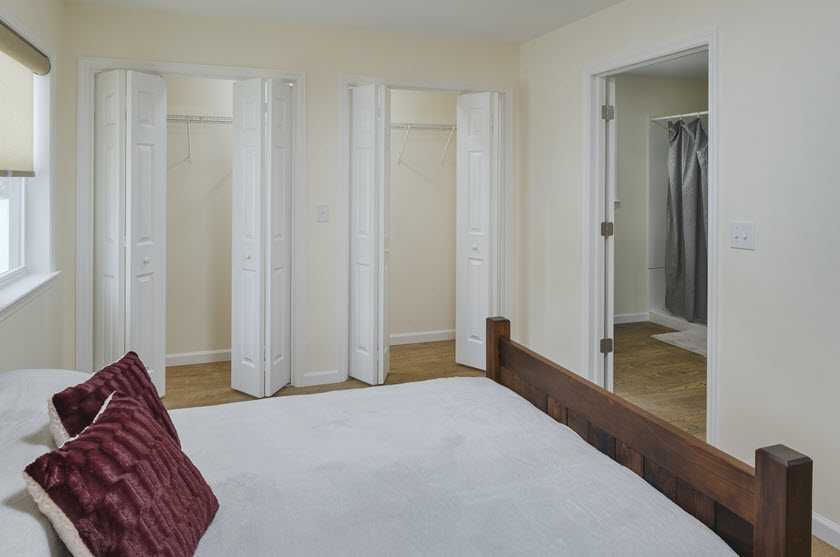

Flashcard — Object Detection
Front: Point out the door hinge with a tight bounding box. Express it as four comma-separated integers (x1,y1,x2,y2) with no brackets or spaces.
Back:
601,104,615,120
600,338,614,354
600,221,614,237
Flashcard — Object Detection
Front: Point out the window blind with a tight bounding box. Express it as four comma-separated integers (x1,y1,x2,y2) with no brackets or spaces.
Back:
0,20,50,75
0,51,34,176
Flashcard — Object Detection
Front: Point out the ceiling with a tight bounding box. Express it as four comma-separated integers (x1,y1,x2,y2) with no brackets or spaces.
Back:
623,51,709,80
66,0,623,43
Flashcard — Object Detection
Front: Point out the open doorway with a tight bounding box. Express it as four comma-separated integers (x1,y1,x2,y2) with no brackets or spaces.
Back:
597,48,713,440
340,77,513,387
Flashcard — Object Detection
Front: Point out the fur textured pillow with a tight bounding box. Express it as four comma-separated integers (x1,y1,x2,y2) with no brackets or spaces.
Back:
24,393,219,557
49,352,180,447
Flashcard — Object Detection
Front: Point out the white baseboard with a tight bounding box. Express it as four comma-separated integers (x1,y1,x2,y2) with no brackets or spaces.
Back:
814,512,840,550
165,349,231,367
649,310,707,334
300,369,343,387
614,312,649,324
389,329,456,346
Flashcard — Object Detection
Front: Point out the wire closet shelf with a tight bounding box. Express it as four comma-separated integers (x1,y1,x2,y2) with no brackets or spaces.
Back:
167,114,232,163
391,121,457,165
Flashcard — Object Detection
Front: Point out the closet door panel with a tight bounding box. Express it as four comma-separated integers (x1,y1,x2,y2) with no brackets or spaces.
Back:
126,70,167,395
455,92,494,370
349,83,379,385
265,79,293,395
232,78,266,398
93,70,126,372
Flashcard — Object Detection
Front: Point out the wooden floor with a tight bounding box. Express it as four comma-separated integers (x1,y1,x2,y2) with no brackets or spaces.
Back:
613,321,707,440
162,340,481,411
162,337,838,556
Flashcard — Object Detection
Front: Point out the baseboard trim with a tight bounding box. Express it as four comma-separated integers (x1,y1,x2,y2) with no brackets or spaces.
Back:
300,369,343,387
165,349,231,367
389,329,456,346
649,310,707,334
814,512,840,550
614,312,649,324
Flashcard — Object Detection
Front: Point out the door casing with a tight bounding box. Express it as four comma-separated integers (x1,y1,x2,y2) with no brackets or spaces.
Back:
338,75,515,385
580,31,720,445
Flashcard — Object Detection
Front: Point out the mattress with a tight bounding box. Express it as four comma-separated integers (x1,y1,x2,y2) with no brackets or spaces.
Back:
1,369,736,556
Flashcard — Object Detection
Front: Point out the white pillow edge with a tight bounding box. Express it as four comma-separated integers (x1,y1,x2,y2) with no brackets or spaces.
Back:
49,391,116,449
47,397,70,448
23,472,95,557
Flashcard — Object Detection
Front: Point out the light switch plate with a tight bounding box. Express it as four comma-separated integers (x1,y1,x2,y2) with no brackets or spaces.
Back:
316,204,329,223
730,221,756,250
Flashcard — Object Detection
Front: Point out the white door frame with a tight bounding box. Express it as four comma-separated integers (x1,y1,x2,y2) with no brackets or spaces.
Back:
580,31,720,445
75,58,307,386
337,74,515,383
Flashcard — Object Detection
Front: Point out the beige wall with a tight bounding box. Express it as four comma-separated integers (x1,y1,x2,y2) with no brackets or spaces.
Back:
389,90,457,336
50,4,518,376
613,75,707,316
165,77,233,356
519,0,840,526
0,0,68,373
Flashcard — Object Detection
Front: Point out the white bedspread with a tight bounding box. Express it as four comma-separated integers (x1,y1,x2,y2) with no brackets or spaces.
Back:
2,370,736,556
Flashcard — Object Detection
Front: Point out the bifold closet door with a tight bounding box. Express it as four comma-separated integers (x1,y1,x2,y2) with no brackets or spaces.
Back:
231,78,294,398
125,70,167,395
93,70,126,373
377,86,390,385
265,79,293,396
348,83,388,385
232,78,266,398
455,92,495,371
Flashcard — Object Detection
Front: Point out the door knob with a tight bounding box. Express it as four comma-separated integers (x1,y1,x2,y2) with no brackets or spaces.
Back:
143,256,150,264
246,254,252,260
471,243,479,251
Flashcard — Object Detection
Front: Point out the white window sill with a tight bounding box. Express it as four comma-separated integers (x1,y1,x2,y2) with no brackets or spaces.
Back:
0,271,61,323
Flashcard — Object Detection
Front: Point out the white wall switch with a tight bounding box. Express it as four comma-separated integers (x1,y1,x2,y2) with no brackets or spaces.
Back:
316,204,329,223
730,221,756,250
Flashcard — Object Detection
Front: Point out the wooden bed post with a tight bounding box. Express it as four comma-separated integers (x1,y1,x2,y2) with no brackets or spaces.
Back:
754,444,813,556
486,317,510,382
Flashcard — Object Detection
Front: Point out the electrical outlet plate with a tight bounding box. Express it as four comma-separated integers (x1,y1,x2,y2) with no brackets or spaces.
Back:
730,221,755,250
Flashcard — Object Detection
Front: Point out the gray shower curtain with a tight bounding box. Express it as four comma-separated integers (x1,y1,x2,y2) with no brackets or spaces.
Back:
665,118,708,323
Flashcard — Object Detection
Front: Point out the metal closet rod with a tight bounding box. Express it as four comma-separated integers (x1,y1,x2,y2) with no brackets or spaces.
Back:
167,114,232,124
391,122,455,130
650,110,709,122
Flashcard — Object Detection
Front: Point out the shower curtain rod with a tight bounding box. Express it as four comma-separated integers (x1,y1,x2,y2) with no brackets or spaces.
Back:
651,110,708,122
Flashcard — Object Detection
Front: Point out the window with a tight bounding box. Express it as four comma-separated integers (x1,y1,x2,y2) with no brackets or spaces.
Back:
0,176,24,281
0,14,56,319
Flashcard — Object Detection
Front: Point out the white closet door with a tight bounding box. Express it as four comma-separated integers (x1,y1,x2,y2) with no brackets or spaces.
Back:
377,86,390,385
455,92,494,370
231,78,266,398
265,79,293,395
93,70,126,372
125,70,167,395
349,83,381,385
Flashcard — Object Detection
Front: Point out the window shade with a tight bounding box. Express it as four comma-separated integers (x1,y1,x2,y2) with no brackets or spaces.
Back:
0,51,34,176
0,20,50,75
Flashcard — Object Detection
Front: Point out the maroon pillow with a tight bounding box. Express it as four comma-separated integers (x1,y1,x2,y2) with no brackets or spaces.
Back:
24,393,219,557
49,352,180,447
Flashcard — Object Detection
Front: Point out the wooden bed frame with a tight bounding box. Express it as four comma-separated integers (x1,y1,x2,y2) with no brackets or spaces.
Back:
486,317,812,557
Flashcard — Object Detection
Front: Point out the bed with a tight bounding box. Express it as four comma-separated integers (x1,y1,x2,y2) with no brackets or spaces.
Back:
0,317,812,556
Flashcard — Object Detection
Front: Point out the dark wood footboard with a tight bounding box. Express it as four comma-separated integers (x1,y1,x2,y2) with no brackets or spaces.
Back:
486,317,812,557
